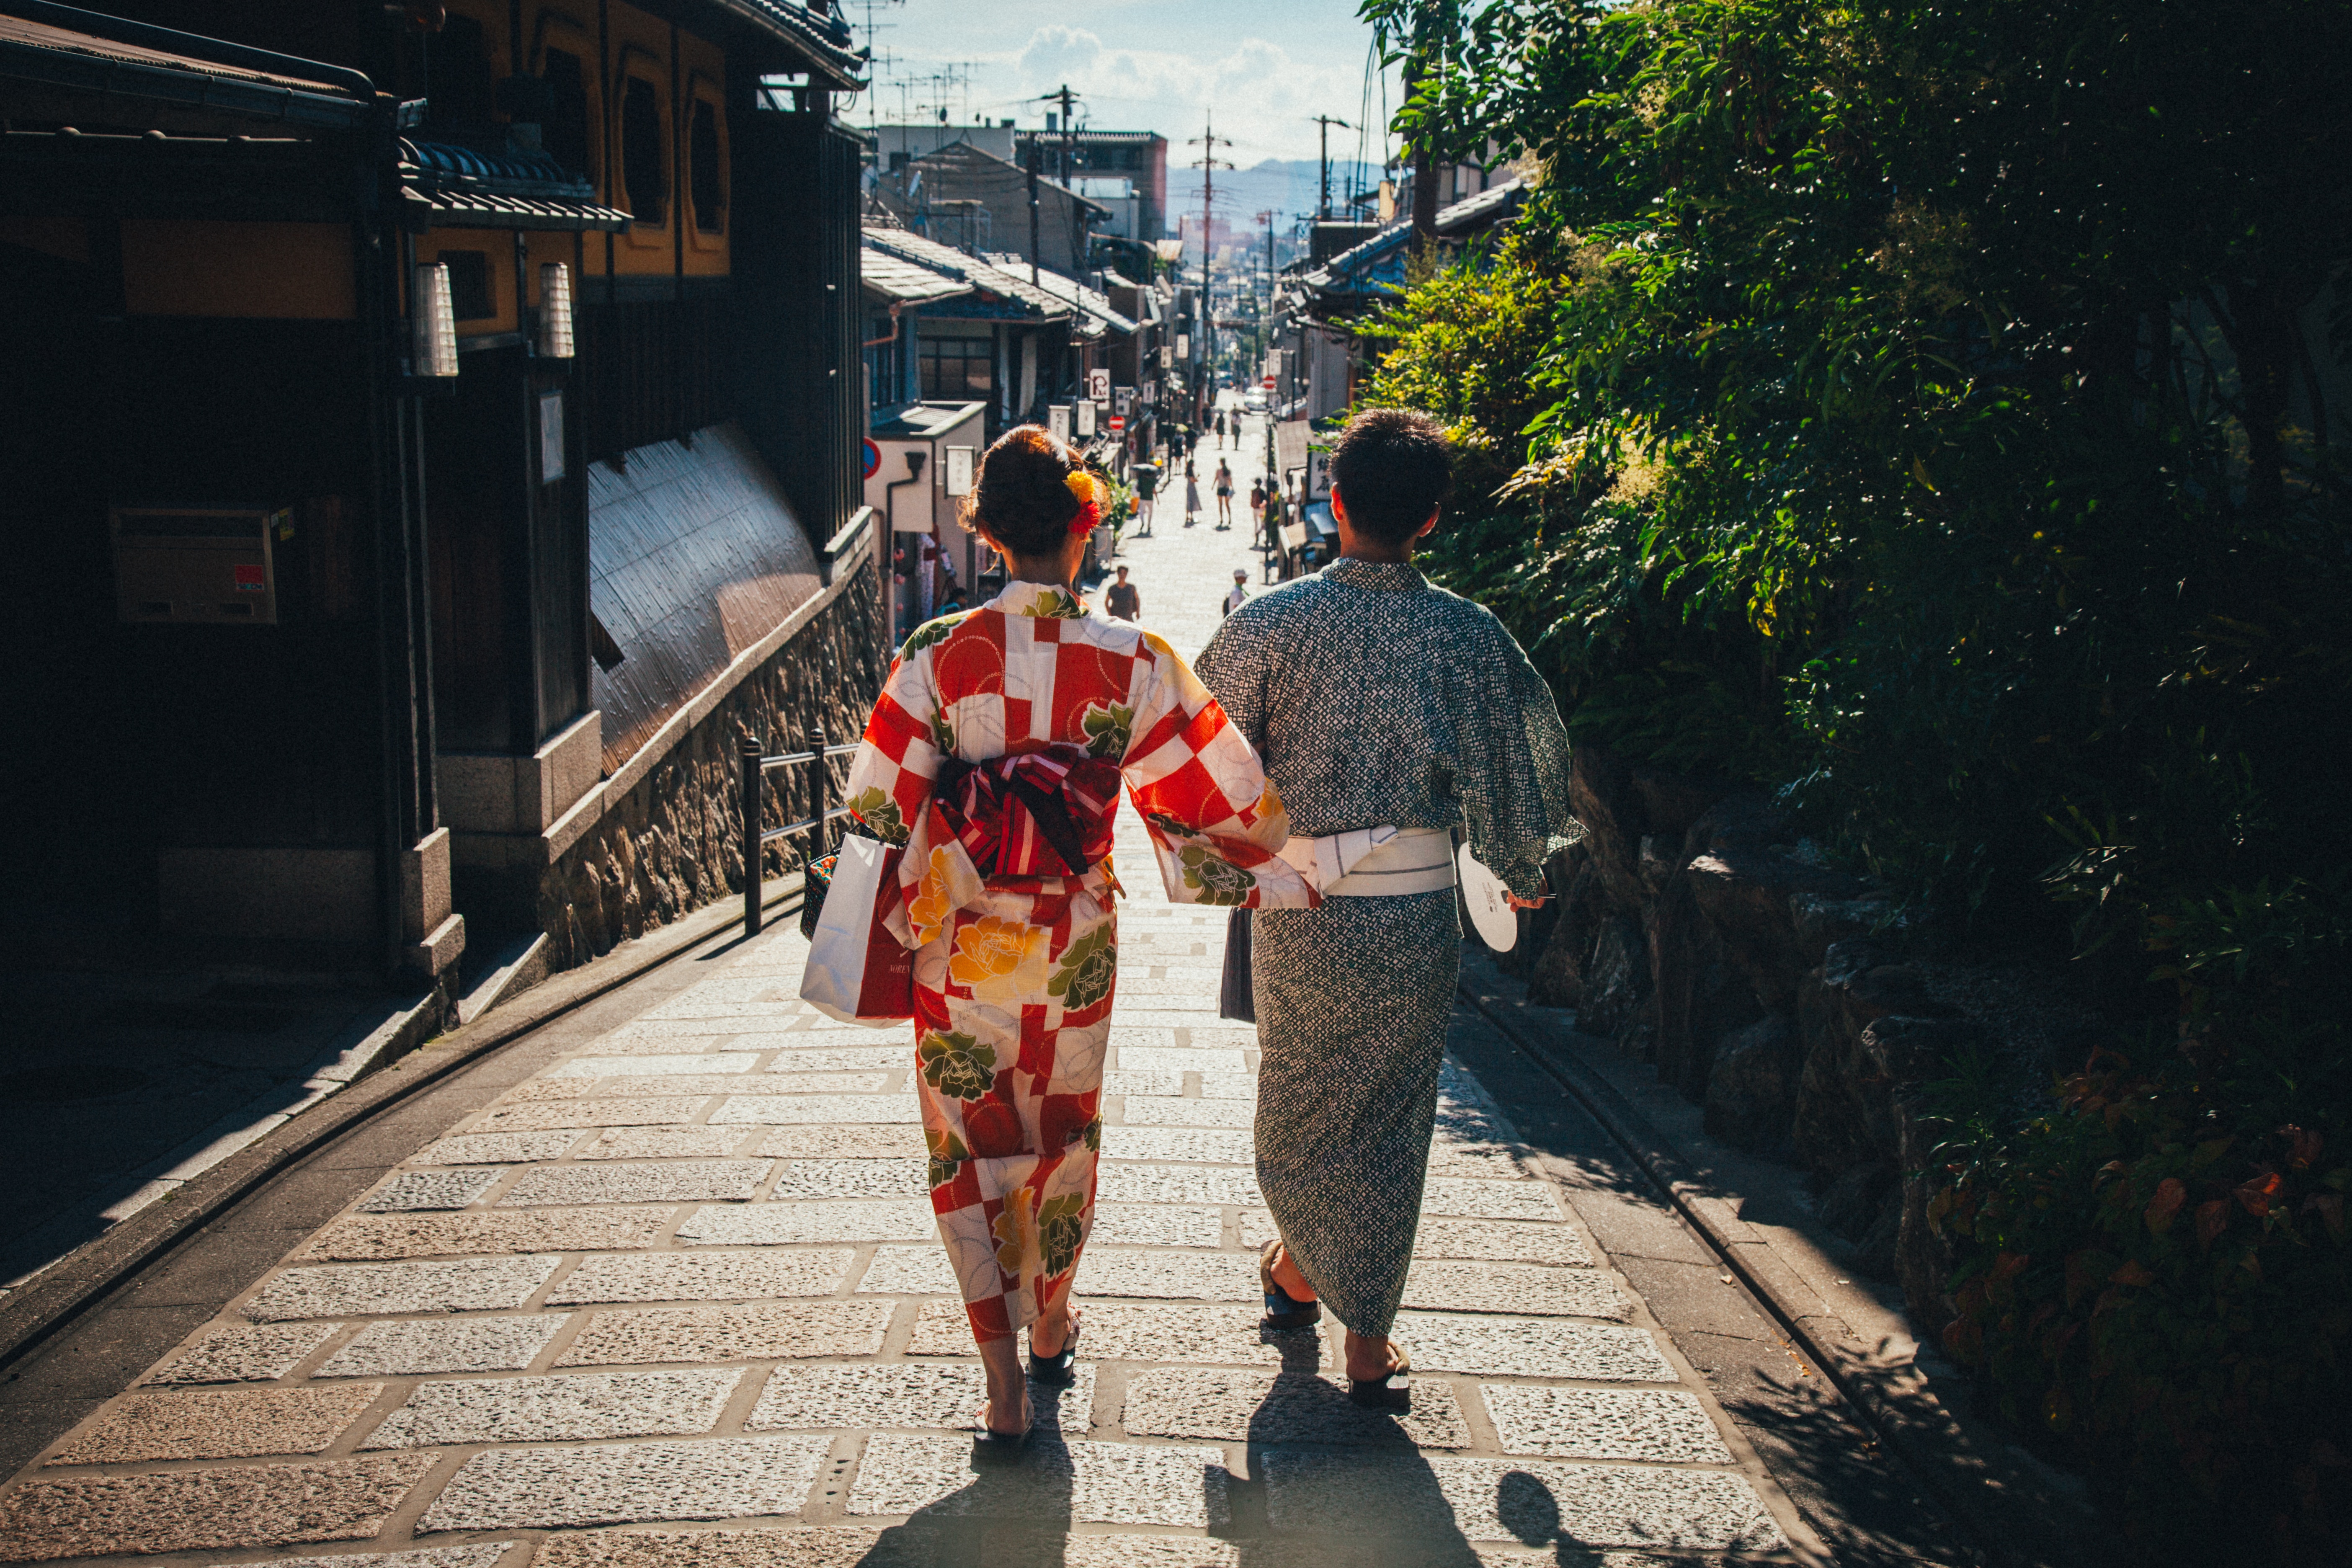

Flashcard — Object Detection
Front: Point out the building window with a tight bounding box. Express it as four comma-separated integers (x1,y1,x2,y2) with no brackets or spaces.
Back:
689,98,724,233
920,337,992,400
439,251,494,320
542,49,591,177
620,75,668,227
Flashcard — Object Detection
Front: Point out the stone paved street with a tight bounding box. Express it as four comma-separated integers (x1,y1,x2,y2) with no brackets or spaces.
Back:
0,413,1824,1564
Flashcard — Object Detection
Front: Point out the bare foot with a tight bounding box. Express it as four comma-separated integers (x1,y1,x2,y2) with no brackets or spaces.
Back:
1269,1243,1318,1302
1344,1329,1406,1382
975,1394,1030,1438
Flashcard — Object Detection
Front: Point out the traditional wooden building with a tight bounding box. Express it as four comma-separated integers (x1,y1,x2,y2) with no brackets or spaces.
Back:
1,0,871,991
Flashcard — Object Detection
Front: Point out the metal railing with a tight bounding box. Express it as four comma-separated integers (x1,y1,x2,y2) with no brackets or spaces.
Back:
739,727,861,936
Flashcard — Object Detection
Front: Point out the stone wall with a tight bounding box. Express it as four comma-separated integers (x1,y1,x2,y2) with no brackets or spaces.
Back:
536,564,885,970
1508,742,2103,1338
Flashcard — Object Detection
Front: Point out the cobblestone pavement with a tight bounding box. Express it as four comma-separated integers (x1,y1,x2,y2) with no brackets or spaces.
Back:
0,423,1821,1565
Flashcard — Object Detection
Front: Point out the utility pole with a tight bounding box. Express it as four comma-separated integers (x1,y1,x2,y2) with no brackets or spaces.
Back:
1026,137,1041,286
1310,114,1351,221
1187,114,1233,400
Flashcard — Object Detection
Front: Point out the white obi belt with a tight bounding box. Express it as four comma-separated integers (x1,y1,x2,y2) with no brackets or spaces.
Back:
1276,825,1457,897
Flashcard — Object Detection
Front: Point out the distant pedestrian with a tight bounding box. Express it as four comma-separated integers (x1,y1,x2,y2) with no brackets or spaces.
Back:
1249,479,1266,524
1215,460,1234,529
1128,459,1161,538
1183,463,1203,528
1222,567,1249,618
1105,565,1142,622
1215,410,1228,448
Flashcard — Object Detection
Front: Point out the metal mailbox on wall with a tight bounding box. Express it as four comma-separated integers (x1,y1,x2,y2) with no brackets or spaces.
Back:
111,506,285,625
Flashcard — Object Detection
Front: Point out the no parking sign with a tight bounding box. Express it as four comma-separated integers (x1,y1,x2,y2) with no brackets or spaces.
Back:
861,438,881,480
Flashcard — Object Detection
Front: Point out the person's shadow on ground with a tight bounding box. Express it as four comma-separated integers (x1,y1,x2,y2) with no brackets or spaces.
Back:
851,1361,1086,1568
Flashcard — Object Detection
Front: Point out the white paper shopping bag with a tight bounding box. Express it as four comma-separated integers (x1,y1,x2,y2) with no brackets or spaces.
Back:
798,835,914,1026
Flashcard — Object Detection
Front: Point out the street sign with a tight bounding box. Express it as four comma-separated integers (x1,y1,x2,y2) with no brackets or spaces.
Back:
860,437,881,480
1077,400,1096,438
944,446,975,496
1048,405,1071,443
1114,387,1133,416
1087,368,1110,401
1109,415,1125,435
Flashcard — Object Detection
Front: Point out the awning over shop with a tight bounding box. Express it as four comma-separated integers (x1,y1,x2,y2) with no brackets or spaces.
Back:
588,423,823,772
401,139,629,234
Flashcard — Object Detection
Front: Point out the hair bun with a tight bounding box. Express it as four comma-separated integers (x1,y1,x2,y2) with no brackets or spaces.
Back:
964,425,1083,557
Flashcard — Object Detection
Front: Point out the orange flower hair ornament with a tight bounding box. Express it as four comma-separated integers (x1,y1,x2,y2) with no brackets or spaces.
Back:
1065,470,1103,537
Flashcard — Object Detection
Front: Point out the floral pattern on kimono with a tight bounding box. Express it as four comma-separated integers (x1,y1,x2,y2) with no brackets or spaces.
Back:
846,578,1315,1341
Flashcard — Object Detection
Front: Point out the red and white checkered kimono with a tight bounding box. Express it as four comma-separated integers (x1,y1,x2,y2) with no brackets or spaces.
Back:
845,578,1317,1342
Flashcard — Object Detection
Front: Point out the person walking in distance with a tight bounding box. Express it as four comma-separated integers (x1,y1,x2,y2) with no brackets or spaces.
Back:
1183,463,1203,529
1215,459,1235,530
1105,565,1142,622
1222,567,1250,618
1248,479,1266,536
1127,457,1161,538
843,424,1316,1446
1194,408,1576,1410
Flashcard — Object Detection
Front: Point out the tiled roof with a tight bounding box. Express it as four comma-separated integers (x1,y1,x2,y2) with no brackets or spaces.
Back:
1301,177,1527,297
401,138,629,231
862,226,1072,320
860,242,973,304
717,0,866,88
983,254,1136,336
0,8,369,128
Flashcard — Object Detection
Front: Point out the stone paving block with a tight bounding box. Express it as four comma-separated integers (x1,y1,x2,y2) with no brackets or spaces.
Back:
300,1208,669,1261
1123,1367,1469,1450
643,976,801,1014
245,1255,561,1320
357,1169,503,1211
503,1075,779,1104
1117,1097,1253,1129
1101,1127,1254,1164
557,1300,894,1366
1099,1070,1186,1097
979,1534,1248,1568
1197,1073,1258,1100
0,1453,438,1562
1088,1204,1224,1248
1424,1142,1531,1180
1420,1178,1564,1222
548,1250,856,1305
1413,1217,1594,1268
768,1157,928,1199
499,1160,772,1207
1479,1385,1734,1463
1098,1165,1260,1206
857,1245,959,1295
710,1093,918,1125
1055,1302,1322,1370
474,1097,711,1132
1180,1026,1260,1050
1393,1313,1677,1383
740,1071,897,1094
749,1362,1093,1434
678,1199,934,1245
1261,1452,1781,1550
579,1127,758,1161
903,1298,982,1355
758,1125,925,1160
757,1045,909,1071
1106,1026,1178,1048
537,1527,933,1568
318,1315,565,1377
44,1382,384,1464
420,1434,833,1531
416,1130,584,1165
1079,1248,1254,1301
1400,1260,1630,1320
365,1366,741,1447
1114,978,1224,1002
604,1016,766,1042
273,1548,511,1568
549,1052,764,1078
1116,1047,1248,1073
849,1433,1230,1528
142,1320,340,1384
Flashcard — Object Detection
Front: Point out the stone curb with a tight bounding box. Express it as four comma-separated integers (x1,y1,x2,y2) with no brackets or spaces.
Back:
0,874,805,1376
1460,980,2088,1568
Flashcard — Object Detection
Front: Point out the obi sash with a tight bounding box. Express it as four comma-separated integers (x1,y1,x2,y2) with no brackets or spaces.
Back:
1276,824,1457,897
931,745,1122,879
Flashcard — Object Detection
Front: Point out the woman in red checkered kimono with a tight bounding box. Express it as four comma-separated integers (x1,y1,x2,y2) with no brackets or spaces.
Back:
843,425,1317,1445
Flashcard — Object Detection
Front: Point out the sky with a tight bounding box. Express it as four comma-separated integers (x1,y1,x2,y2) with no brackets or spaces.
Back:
841,0,1403,174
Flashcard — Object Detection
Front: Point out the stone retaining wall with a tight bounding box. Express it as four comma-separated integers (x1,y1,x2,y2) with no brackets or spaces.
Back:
536,564,885,970
1504,743,2103,1339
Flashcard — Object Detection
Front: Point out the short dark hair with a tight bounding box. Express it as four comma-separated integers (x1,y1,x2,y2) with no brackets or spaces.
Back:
1329,408,1453,545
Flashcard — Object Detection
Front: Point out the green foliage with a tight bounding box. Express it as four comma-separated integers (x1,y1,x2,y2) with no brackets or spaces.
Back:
1360,0,2352,1553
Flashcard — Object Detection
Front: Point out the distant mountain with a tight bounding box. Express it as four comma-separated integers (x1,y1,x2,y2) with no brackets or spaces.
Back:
1166,157,1388,240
